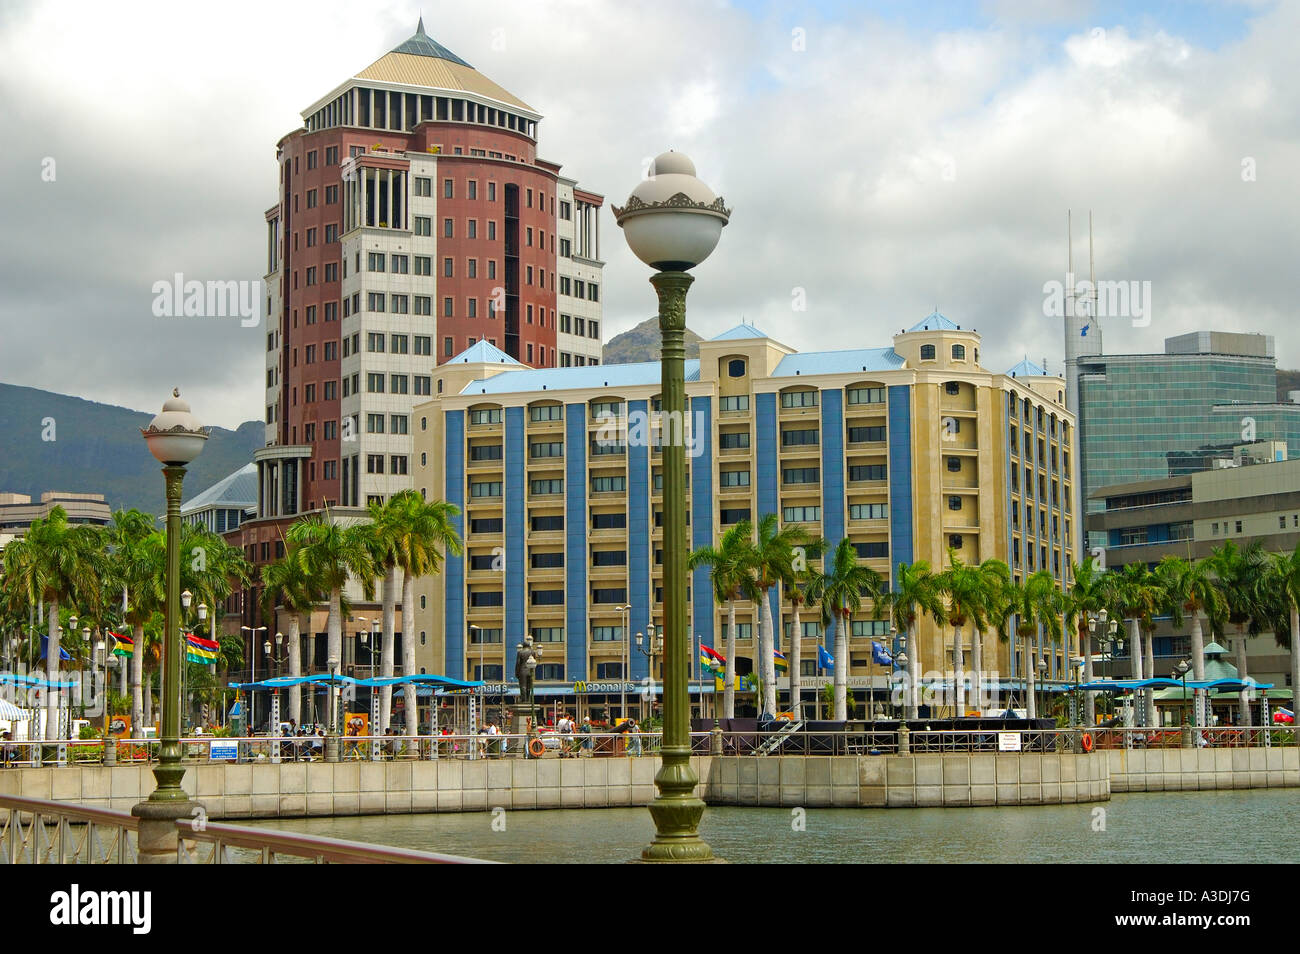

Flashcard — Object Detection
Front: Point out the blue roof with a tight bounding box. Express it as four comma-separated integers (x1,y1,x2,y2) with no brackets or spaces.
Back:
462,360,701,395
772,348,905,377
711,323,768,341
390,18,473,67
1006,356,1048,377
181,463,256,513
448,340,522,366
907,311,960,332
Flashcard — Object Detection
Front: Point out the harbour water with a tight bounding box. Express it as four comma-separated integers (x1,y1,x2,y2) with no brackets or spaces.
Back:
251,790,1299,863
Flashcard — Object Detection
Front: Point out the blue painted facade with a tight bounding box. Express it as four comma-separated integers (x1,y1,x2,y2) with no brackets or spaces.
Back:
756,392,780,626
691,396,715,650
504,407,526,649
886,385,914,587
443,410,466,679
820,388,846,566
564,405,588,683
627,399,650,680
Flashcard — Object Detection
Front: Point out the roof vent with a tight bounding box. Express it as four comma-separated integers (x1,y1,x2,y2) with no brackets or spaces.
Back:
795,370,800,375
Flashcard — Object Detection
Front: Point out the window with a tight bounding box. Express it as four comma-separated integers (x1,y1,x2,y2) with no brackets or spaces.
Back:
390,414,409,435
414,177,432,197
590,512,627,529
366,413,385,434
592,626,624,643
470,444,503,461
920,344,936,360
945,381,961,395
851,620,889,637
532,627,563,643
414,335,431,356
948,496,963,511
848,426,887,443
368,252,385,272
781,390,817,408
854,541,889,559
367,332,385,353
783,467,819,485
530,441,563,459
415,255,432,276
719,470,750,487
414,216,431,236
415,296,432,316
847,387,885,405
591,476,626,493
390,456,407,476
443,297,453,317
781,428,818,447
950,534,964,549
469,408,502,425
850,503,887,519
590,400,622,420
718,623,753,641
470,481,503,498
530,404,562,421
947,457,962,472
390,374,409,394
530,479,563,496
471,517,504,533
591,588,627,604
719,431,750,449
366,292,385,312
719,395,750,412
414,376,431,396
366,372,385,393
366,454,385,474
952,344,966,360
390,334,409,354
443,218,454,238
783,506,820,523
720,508,752,525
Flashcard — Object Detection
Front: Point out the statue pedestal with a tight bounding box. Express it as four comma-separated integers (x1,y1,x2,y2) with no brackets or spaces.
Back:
513,706,539,757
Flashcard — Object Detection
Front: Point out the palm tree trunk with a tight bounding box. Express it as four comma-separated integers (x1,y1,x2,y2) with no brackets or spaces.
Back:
401,571,418,745
1025,632,1037,720
380,568,397,732
1190,611,1206,727
1291,603,1299,746
1127,619,1142,726
1144,628,1155,727
952,624,964,718
759,588,778,715
45,599,60,739
287,614,302,725
971,627,983,713
789,601,801,720
327,589,342,733
833,612,848,721
130,622,145,736
1083,627,1096,726
723,602,737,719
906,630,919,719
1236,631,1250,728
144,671,153,727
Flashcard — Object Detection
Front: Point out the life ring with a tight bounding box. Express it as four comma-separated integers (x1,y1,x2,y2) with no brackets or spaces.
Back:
1081,732,1094,753
528,738,546,757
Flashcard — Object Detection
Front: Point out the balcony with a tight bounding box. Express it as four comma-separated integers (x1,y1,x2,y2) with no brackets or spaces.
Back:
718,444,752,458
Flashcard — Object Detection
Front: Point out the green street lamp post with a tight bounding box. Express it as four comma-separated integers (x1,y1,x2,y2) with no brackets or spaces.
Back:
615,150,729,862
133,389,208,863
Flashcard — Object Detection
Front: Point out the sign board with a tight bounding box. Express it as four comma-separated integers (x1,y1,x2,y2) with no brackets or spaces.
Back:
572,681,638,694
997,732,1022,752
209,739,239,761
108,715,131,738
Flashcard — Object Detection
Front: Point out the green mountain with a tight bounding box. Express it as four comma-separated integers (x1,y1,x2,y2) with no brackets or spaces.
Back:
1276,369,1300,404
0,383,262,518
601,316,703,364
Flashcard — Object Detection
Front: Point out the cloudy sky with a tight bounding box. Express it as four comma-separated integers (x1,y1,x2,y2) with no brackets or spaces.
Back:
1,0,1295,427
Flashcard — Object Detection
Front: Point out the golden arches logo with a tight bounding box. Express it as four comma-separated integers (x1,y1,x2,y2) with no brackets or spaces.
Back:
573,681,588,693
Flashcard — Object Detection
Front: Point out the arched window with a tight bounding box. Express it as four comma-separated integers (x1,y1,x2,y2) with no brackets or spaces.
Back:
952,344,966,360
728,359,745,377
920,344,936,360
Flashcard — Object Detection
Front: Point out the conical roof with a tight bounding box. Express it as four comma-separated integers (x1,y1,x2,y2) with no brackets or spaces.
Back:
352,19,535,112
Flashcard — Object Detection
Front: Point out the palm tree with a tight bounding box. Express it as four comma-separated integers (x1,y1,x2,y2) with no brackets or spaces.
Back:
261,551,320,725
937,554,1010,715
1,506,104,738
286,513,377,718
1112,562,1164,725
387,491,462,744
807,538,883,721
1065,557,1109,725
688,521,758,719
1158,555,1225,727
364,497,407,732
1001,570,1064,719
877,560,947,719
746,514,814,716
102,509,158,735
783,535,827,721
1207,541,1272,727
1270,545,1300,736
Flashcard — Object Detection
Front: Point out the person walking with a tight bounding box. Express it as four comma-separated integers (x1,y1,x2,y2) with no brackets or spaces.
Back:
578,715,593,757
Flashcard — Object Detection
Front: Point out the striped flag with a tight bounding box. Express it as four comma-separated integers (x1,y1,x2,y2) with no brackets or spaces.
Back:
773,650,788,674
109,632,134,657
185,634,220,665
700,644,726,677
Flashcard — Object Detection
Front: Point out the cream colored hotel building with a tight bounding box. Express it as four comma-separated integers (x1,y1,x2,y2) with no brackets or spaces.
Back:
411,313,1081,713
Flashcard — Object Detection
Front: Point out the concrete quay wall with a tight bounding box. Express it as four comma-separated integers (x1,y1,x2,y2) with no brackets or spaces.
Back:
4,748,1297,818
1105,745,1300,792
703,752,1109,808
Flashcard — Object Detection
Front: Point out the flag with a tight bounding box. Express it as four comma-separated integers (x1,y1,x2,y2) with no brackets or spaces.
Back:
817,644,834,670
109,631,134,657
700,645,726,677
185,634,220,665
39,635,72,661
871,641,893,666
773,650,788,674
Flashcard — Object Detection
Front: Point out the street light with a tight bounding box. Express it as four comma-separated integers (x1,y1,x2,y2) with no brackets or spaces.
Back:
615,150,729,862
636,624,661,722
134,388,208,859
1036,657,1048,724
896,652,909,722
1177,658,1191,727
616,604,631,722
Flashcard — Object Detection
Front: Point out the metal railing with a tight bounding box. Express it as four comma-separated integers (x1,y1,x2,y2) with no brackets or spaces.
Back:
0,794,491,864
1,794,139,863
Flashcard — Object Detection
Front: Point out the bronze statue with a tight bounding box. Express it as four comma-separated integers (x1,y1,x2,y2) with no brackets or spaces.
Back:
514,635,542,705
